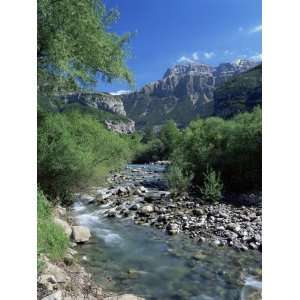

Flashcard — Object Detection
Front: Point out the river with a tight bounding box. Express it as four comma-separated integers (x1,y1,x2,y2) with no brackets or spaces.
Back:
72,164,262,300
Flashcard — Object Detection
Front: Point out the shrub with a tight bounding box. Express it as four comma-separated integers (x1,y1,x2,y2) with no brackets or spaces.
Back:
200,167,223,202
166,163,192,194
176,107,261,193
38,110,135,204
37,189,69,262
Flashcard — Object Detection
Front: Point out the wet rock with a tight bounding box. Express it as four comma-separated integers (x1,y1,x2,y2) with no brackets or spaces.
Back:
249,242,258,250
129,203,140,211
191,251,207,261
193,209,204,216
213,239,221,246
72,226,91,243
144,191,162,202
198,237,206,243
53,217,72,238
107,211,117,218
166,223,179,235
117,186,128,195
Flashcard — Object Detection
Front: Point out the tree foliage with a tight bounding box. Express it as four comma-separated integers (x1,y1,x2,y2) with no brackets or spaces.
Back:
38,109,137,203
167,107,262,195
38,0,133,94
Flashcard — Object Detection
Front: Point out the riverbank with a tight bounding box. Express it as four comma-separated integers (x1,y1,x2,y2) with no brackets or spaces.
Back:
70,163,261,300
38,163,261,300
83,164,262,252
37,205,145,300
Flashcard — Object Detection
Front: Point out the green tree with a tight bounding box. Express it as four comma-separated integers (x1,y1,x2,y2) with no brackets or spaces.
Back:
37,0,133,94
158,120,181,158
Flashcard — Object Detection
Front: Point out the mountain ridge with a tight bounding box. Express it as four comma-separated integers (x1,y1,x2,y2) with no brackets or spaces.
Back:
121,59,261,128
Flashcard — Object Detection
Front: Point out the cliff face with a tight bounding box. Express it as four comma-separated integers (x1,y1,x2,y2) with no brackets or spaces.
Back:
214,64,262,118
122,60,259,128
60,92,127,116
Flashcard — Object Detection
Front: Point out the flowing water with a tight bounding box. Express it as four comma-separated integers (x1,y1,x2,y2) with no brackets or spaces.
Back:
72,164,262,300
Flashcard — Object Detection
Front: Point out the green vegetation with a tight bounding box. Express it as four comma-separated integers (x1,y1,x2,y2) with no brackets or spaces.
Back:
38,109,139,204
37,189,69,262
138,108,261,198
199,167,223,202
214,64,262,118
135,120,181,162
38,0,133,95
167,107,262,196
166,164,192,194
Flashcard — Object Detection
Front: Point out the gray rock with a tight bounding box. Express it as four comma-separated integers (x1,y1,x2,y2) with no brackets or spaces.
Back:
45,262,69,283
107,211,117,218
129,204,140,211
105,120,135,134
166,223,179,235
53,217,72,237
38,274,57,291
72,226,91,243
140,205,154,214
41,290,62,300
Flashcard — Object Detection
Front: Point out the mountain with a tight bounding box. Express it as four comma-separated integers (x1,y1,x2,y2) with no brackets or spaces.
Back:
214,64,262,118
121,59,260,128
38,92,136,134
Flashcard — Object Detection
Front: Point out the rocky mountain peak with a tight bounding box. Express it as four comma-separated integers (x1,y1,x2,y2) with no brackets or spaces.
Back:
121,60,261,128
163,63,213,79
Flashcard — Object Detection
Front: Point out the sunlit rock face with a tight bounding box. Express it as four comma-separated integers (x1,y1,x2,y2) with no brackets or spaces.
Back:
121,60,260,128
60,92,127,116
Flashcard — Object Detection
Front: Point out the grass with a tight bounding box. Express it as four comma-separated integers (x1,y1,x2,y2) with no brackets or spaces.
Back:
37,189,69,263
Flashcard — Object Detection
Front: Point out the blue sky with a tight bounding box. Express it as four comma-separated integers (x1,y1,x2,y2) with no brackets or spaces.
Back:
98,0,262,94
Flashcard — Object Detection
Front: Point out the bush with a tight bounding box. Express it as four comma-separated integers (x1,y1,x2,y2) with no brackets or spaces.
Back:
166,164,192,194
200,167,223,202
176,107,261,193
38,110,135,204
135,120,181,163
37,189,69,262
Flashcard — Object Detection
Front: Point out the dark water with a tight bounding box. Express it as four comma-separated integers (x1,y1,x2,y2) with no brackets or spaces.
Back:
72,164,262,300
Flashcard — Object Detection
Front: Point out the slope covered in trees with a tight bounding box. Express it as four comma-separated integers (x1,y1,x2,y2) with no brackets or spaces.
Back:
214,64,262,118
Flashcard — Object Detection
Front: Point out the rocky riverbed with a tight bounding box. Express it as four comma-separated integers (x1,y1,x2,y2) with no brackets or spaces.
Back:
81,163,262,252
39,163,261,300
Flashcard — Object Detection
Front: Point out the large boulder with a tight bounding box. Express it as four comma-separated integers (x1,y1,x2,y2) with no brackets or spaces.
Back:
45,262,69,283
104,294,145,300
72,226,91,243
53,217,72,238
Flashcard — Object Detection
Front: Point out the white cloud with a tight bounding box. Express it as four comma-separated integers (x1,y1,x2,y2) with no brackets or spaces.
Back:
249,24,262,34
238,27,244,32
177,56,194,64
203,52,215,59
192,52,199,60
109,90,131,96
224,50,234,56
249,53,262,61
177,51,216,64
